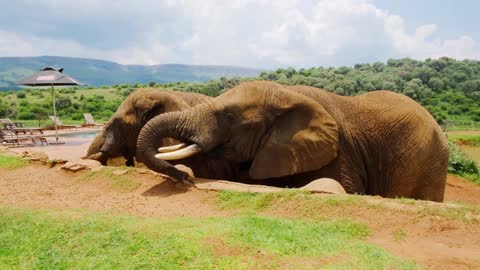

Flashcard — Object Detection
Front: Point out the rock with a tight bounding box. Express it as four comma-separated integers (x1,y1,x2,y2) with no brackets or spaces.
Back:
72,158,102,170
60,159,102,172
300,178,347,195
174,164,195,178
61,162,87,172
22,151,49,162
47,159,68,167
136,168,161,176
193,178,284,193
54,159,68,164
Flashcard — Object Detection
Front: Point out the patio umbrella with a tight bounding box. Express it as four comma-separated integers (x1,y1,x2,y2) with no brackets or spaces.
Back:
15,67,84,144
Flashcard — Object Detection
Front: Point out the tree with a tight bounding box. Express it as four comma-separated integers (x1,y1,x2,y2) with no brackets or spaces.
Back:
427,77,445,92
55,96,72,110
30,105,49,127
403,78,423,99
276,74,290,85
458,80,480,95
414,66,437,84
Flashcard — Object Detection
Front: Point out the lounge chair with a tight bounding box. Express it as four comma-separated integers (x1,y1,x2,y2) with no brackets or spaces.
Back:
82,113,103,127
47,116,81,130
1,129,48,147
0,118,44,135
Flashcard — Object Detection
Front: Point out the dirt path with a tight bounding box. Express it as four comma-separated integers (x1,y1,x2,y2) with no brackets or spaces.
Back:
445,174,480,204
0,165,479,269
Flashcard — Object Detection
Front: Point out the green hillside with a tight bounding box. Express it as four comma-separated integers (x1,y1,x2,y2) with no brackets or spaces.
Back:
169,57,480,128
1,57,480,130
0,56,263,89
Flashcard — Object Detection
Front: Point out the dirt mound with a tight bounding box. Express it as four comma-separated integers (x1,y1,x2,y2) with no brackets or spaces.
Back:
0,165,223,218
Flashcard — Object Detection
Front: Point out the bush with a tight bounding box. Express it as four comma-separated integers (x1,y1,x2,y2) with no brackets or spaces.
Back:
17,111,36,120
16,92,26,98
448,141,479,175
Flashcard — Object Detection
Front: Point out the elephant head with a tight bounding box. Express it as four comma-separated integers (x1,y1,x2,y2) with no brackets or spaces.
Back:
136,81,339,182
85,88,210,166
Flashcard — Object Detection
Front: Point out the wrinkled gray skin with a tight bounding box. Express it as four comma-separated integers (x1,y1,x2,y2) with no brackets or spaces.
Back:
137,81,449,202
85,88,210,167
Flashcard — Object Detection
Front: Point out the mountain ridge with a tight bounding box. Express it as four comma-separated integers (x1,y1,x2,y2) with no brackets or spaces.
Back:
0,56,263,90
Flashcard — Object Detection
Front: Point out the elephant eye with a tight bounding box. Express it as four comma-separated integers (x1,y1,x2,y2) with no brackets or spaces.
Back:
225,112,235,123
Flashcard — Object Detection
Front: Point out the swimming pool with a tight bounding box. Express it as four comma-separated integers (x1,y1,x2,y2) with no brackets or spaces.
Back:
57,130,100,139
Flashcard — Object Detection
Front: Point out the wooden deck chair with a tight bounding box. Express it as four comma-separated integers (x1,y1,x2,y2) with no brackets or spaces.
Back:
1,118,44,135
48,116,81,130
0,129,48,147
82,113,102,127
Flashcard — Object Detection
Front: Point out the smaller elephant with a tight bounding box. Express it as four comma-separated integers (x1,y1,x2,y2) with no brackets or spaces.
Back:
84,88,210,166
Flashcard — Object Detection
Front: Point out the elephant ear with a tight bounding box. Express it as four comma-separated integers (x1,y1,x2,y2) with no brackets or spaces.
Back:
135,92,189,125
249,89,339,179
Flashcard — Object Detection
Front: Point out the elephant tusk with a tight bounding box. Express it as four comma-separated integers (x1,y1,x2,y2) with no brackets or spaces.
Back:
158,143,187,153
155,144,202,160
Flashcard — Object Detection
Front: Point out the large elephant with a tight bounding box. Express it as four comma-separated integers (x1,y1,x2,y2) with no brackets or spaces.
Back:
136,81,449,201
85,88,210,167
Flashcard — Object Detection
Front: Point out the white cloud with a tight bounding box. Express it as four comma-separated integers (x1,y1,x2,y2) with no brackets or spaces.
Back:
2,0,479,67
0,30,181,65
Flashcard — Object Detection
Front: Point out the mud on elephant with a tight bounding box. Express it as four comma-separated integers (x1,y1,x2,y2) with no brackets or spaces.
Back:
136,81,449,202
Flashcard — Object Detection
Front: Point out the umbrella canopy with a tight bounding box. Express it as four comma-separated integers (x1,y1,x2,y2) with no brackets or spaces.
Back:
15,67,84,144
15,67,84,86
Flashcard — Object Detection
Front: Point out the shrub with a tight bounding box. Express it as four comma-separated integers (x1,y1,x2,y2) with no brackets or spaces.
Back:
17,111,36,120
16,92,26,98
448,141,479,175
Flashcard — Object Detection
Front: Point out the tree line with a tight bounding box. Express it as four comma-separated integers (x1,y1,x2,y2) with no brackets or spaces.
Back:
166,57,480,125
1,57,479,126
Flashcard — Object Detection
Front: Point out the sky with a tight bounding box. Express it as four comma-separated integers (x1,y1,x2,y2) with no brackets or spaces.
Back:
0,0,478,69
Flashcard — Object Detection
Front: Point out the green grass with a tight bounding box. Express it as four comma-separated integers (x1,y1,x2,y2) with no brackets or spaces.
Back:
216,190,480,224
216,190,309,210
14,119,85,128
447,141,480,185
0,206,416,270
393,228,407,243
217,190,362,211
460,173,480,185
1,88,119,105
443,116,480,131
0,154,26,170
448,134,480,146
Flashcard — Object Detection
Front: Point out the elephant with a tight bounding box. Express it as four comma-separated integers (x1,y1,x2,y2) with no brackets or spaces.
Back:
84,88,211,167
136,81,449,202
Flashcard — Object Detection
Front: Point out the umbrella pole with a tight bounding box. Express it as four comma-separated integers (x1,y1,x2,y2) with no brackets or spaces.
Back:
51,84,58,141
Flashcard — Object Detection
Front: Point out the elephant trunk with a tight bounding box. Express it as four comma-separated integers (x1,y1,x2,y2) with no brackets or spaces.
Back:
136,107,208,180
84,129,108,165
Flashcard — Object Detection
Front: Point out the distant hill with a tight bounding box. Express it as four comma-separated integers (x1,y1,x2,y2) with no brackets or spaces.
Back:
0,56,263,90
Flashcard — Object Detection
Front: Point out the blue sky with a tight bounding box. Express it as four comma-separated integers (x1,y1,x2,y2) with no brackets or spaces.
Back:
0,0,478,69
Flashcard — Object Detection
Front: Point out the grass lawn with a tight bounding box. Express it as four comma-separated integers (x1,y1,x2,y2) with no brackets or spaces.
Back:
0,155,26,170
447,133,480,147
1,88,119,105
0,206,416,270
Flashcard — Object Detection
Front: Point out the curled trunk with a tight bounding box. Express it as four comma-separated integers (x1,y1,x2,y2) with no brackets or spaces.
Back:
136,110,197,180
83,129,108,165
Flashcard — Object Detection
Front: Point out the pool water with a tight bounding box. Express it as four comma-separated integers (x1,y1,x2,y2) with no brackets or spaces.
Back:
58,130,100,139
